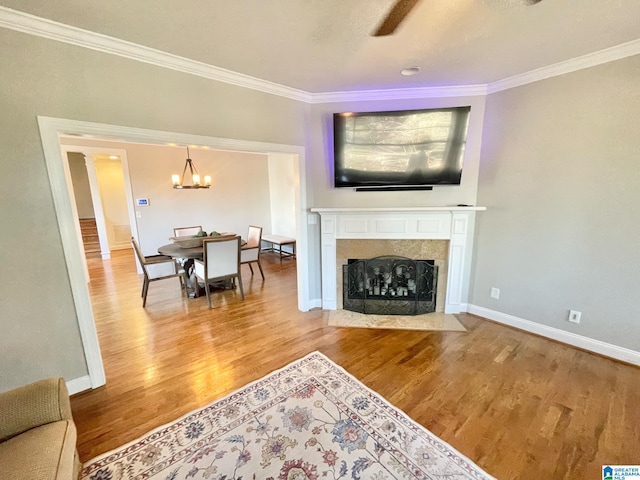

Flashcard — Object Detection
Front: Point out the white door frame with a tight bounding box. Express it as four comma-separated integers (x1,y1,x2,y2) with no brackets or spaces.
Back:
38,116,309,390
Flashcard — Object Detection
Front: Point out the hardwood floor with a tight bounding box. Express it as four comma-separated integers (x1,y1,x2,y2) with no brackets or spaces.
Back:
71,248,640,479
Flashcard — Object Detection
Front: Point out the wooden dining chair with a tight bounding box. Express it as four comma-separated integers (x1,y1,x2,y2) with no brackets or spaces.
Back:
131,237,187,307
173,226,203,237
240,225,265,279
193,235,244,309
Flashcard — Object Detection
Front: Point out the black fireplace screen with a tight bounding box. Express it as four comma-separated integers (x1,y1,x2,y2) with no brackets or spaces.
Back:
342,256,437,315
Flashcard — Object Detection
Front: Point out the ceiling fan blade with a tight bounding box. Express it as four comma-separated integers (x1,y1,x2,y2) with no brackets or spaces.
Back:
372,0,421,37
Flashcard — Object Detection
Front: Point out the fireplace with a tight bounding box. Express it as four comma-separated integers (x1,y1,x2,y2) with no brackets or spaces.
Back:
310,206,485,314
343,256,437,315
336,239,448,313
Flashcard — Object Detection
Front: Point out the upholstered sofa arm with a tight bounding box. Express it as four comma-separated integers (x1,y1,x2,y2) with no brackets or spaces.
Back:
0,377,73,443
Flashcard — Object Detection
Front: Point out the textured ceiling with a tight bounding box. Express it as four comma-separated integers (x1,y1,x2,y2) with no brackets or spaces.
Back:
3,0,640,93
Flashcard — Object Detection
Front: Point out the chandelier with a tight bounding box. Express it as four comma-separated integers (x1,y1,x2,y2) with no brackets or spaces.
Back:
171,147,211,189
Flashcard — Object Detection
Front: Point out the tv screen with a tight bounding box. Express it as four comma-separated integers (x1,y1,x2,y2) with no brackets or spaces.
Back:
333,106,471,189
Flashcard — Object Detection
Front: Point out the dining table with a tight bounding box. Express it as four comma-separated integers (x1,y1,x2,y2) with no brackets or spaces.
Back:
157,243,204,260
156,243,202,297
157,234,245,298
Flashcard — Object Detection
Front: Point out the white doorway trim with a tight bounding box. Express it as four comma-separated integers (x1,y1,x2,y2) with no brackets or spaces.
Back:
38,116,309,391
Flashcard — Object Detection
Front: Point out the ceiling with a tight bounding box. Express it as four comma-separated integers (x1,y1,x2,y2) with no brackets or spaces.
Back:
3,0,640,93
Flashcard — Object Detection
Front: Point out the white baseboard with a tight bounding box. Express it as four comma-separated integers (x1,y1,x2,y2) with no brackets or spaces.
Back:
466,304,640,366
308,299,323,310
66,375,93,395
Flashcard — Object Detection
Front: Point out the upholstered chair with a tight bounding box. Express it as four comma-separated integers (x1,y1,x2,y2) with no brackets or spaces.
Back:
0,378,81,479
240,225,265,279
131,237,187,307
173,226,203,237
193,235,245,309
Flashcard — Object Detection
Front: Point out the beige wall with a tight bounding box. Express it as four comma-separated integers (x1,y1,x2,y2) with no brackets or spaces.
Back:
471,55,640,349
267,153,297,240
0,28,307,392
94,157,130,249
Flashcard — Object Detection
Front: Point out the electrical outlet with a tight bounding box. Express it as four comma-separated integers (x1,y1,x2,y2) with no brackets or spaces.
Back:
490,287,500,299
568,310,582,324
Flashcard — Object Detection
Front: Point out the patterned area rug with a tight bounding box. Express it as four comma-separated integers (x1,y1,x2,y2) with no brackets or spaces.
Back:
327,311,467,332
82,352,493,480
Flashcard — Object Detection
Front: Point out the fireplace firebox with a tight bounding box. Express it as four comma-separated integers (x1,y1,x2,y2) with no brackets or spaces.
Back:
342,256,437,315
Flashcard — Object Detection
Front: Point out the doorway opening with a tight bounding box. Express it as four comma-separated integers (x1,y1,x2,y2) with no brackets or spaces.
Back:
39,116,309,392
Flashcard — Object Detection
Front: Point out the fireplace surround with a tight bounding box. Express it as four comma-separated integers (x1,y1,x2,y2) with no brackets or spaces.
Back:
310,207,485,314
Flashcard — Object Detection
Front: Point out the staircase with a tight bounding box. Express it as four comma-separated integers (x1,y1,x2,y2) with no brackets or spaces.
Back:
79,218,101,258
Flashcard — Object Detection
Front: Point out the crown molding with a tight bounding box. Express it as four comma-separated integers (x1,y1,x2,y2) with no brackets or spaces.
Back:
487,38,640,94
2,6,639,103
0,6,312,103
309,84,489,103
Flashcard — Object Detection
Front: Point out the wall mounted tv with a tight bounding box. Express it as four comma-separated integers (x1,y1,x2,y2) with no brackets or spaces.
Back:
333,106,471,190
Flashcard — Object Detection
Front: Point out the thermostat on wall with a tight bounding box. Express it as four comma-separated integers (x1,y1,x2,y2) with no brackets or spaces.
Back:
136,198,150,206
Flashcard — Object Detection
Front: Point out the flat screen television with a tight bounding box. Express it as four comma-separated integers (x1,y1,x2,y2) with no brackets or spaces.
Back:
333,106,471,189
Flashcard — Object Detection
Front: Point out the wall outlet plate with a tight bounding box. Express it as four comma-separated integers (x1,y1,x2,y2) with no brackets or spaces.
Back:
568,310,582,324
491,287,500,299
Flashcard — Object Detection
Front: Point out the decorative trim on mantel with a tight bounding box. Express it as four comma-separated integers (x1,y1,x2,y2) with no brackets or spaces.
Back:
2,6,639,103
312,207,485,314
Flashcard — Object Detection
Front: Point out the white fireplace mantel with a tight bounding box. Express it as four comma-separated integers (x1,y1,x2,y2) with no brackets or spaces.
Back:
310,206,486,313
